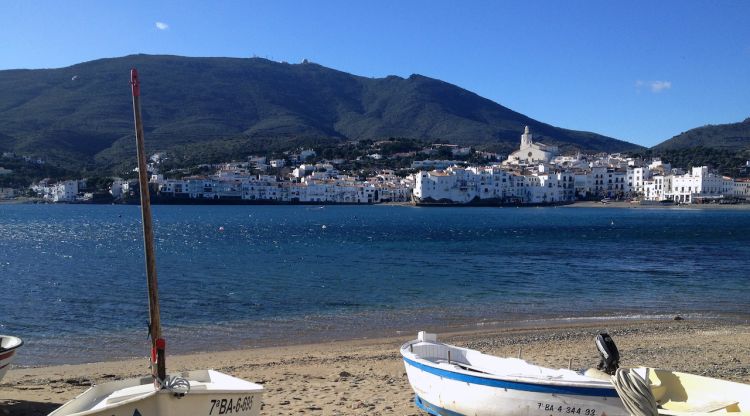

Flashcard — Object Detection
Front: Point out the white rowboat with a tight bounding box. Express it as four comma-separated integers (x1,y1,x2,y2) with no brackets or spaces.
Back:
0,335,23,382
402,332,750,416
401,332,628,416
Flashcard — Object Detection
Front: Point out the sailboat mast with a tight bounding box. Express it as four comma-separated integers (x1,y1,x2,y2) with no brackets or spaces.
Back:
130,68,167,384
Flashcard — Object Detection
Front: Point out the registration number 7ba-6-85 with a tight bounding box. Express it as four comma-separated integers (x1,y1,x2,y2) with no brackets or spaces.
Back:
209,396,255,415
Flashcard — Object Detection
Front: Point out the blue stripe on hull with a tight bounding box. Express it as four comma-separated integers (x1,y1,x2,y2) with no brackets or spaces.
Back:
403,356,619,398
415,395,466,416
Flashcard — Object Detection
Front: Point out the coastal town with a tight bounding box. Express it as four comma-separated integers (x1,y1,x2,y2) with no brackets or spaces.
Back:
5,3,750,416
3,127,750,205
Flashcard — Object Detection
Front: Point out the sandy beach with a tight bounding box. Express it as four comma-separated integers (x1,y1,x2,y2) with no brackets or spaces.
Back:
564,200,750,209
2,319,749,415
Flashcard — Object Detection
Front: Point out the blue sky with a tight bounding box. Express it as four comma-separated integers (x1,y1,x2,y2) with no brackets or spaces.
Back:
2,0,749,147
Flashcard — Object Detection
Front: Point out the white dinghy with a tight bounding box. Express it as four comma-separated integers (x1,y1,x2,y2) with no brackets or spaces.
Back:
401,331,628,416
0,335,23,382
402,331,750,416
48,69,264,416
49,370,262,416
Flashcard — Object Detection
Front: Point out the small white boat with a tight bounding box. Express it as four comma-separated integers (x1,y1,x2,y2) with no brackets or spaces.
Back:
0,335,23,381
48,68,264,415
402,331,750,416
401,331,628,416
49,370,263,416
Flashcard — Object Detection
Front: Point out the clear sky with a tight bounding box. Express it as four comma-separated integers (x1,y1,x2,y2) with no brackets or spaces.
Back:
2,0,749,147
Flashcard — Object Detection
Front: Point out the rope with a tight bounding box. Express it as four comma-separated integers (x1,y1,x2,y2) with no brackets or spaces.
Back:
611,368,658,416
157,375,192,396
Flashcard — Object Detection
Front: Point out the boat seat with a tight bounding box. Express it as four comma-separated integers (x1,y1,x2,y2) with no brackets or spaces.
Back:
583,368,611,381
658,401,740,415
454,362,490,374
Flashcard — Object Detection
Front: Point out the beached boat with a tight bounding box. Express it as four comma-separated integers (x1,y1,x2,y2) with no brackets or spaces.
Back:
402,332,750,416
48,68,263,416
401,331,628,416
48,370,262,416
0,335,23,382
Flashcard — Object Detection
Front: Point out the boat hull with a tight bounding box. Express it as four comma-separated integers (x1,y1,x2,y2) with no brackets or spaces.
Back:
0,335,23,382
404,356,627,416
48,370,263,416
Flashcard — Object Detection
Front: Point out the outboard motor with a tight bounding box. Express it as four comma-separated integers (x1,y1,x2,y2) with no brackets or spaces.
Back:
595,332,620,375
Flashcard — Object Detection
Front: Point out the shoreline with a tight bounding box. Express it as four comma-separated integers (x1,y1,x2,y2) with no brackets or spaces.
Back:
3,198,749,209
564,200,750,209
3,318,749,415
15,311,748,368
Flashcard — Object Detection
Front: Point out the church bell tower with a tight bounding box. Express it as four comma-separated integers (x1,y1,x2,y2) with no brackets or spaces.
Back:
521,126,533,148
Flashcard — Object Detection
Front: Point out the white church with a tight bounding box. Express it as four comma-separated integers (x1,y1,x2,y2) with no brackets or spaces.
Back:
503,126,558,165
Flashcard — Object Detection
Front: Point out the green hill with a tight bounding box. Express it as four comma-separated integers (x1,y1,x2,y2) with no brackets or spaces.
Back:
0,54,641,175
638,118,750,177
653,117,750,151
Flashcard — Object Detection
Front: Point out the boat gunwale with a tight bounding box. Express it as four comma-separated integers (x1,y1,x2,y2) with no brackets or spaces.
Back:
0,335,24,354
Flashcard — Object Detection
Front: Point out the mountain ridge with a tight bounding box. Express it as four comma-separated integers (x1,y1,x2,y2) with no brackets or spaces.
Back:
0,54,642,173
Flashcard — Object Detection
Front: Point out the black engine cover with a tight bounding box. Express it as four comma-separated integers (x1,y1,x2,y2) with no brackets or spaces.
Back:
595,332,620,375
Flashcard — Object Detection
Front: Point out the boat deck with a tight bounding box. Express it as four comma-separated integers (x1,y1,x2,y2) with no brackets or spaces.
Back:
406,340,602,384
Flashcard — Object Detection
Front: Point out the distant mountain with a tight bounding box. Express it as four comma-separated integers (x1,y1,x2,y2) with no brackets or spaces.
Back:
653,117,750,151
0,54,641,174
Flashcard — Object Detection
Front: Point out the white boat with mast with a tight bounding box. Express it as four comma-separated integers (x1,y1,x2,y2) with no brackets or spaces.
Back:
402,331,750,416
0,335,23,382
48,69,264,416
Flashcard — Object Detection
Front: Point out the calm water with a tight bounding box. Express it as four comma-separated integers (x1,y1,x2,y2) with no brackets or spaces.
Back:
1,204,749,365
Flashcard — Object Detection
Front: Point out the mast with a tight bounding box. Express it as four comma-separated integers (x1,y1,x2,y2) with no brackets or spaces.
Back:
130,68,167,385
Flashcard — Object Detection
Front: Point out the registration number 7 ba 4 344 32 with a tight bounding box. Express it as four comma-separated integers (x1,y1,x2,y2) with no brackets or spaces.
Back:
538,403,598,416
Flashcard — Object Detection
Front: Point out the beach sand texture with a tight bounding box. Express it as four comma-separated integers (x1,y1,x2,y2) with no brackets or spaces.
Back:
2,319,749,416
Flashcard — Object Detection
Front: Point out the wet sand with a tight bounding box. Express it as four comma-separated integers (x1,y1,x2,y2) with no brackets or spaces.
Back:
2,319,749,415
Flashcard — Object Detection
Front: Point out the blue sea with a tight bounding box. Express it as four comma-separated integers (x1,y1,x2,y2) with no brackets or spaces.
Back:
1,204,749,366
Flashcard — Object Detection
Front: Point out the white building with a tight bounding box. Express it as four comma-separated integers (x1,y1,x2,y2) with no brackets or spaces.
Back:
40,180,79,202
665,167,732,203
504,126,559,166
292,164,315,178
270,159,286,168
110,179,127,199
413,164,575,205
629,167,650,196
642,166,734,203
734,179,750,200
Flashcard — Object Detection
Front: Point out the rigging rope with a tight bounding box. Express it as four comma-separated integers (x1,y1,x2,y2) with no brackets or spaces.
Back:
611,368,658,416
158,375,192,397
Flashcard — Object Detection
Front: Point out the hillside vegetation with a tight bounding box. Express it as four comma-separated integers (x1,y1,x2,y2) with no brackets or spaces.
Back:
648,117,750,176
654,118,750,151
0,54,640,176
